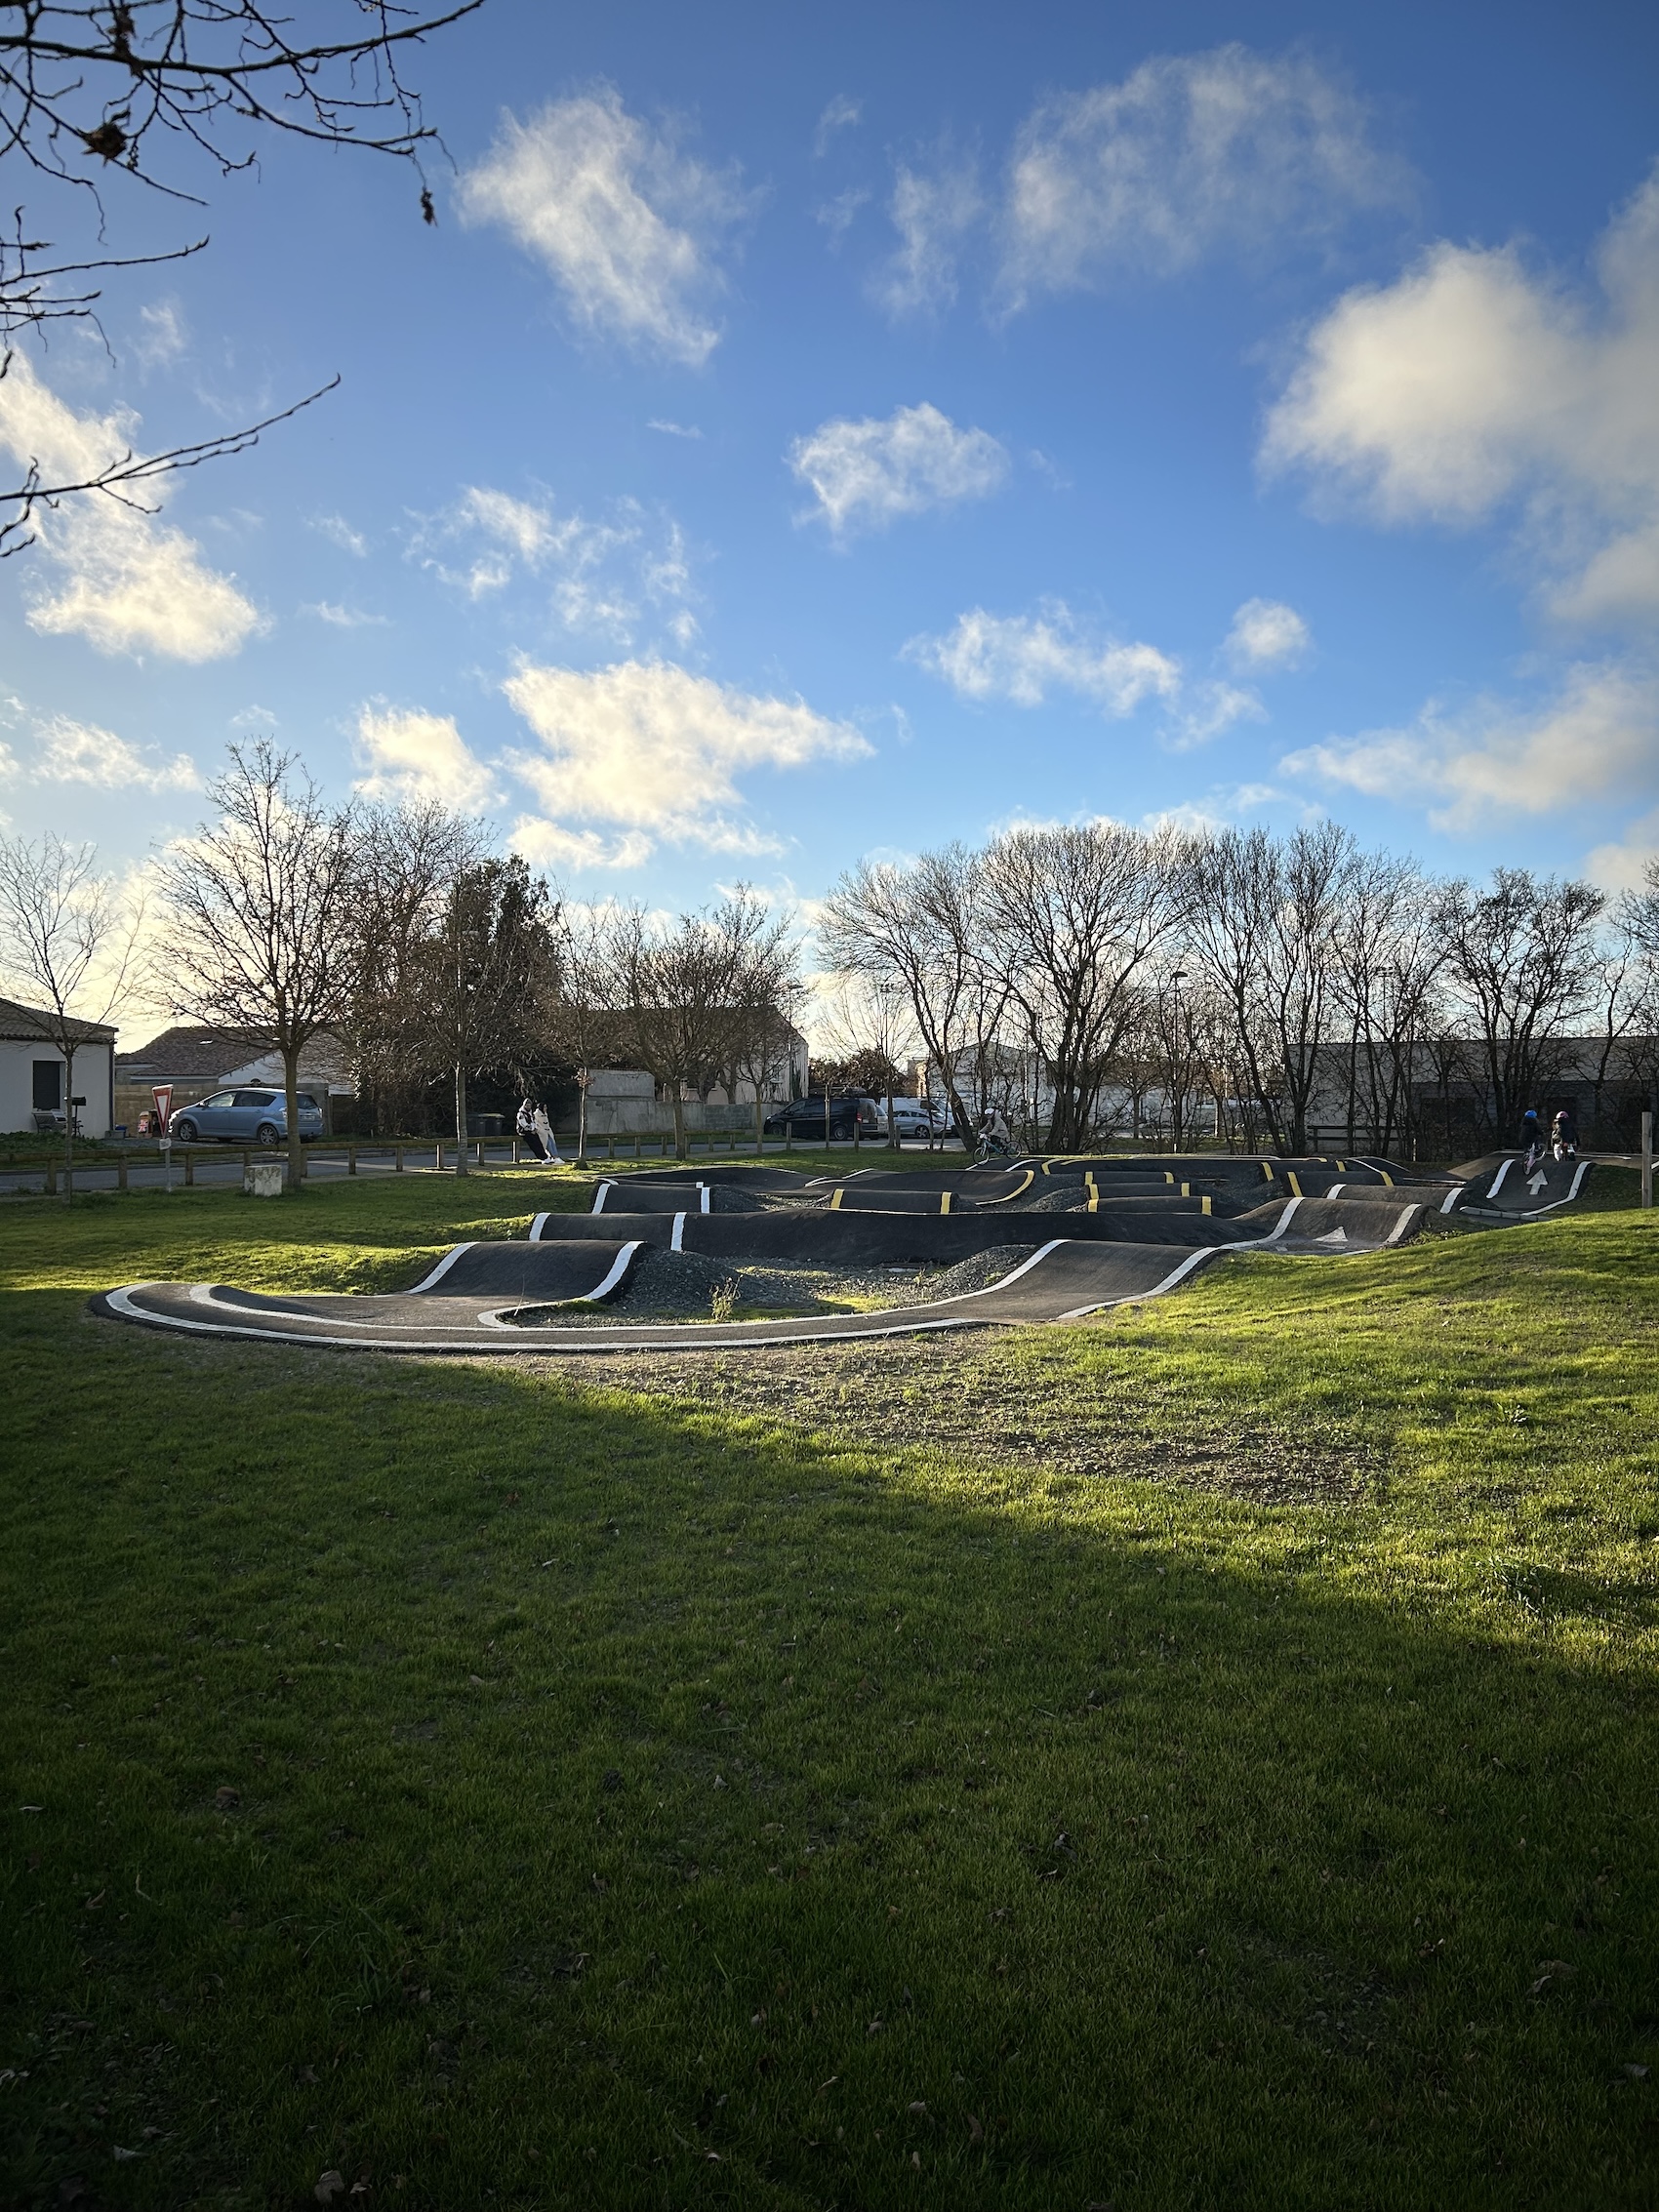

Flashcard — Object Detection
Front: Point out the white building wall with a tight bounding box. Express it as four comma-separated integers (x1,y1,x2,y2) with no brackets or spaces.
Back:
0,1038,113,1136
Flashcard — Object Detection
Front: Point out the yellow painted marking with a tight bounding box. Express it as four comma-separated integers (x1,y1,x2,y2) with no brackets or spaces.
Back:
1086,1189,1099,1212
1262,1163,1274,1179
1180,1182,1191,1196
830,1186,843,1210
1336,1159,1347,1171
1380,1169,1394,1186
1201,1195,1211,1215
941,1190,953,1215
1163,1171,1174,1184
978,1168,1035,1204
1287,1172,1303,1196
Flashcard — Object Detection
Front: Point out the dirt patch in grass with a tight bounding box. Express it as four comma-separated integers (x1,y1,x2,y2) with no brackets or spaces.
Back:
519,1329,1384,1505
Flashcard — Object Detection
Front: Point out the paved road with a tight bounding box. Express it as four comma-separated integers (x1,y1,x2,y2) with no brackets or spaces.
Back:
1,1136,961,1200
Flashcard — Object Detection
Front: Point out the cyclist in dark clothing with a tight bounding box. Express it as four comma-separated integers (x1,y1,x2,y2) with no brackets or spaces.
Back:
1552,1106,1579,1160
1519,1107,1544,1171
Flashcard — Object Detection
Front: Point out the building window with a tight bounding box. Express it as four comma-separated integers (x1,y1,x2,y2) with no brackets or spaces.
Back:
32,1061,62,1110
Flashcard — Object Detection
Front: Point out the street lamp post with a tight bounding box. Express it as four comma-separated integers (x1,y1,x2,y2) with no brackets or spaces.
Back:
1168,970,1188,1150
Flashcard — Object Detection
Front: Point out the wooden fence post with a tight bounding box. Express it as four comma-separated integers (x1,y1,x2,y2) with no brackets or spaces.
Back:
348,1145,357,1177
395,1144,404,1173
1643,1110,1653,1211
184,1147,194,1186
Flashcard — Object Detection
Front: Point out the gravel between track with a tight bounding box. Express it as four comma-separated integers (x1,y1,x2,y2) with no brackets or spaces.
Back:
502,1326,1381,1506
506,1242,1036,1329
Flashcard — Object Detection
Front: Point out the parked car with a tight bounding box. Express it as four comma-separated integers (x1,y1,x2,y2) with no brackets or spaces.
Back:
169,1088,325,1146
762,1095,883,1141
875,1097,947,1140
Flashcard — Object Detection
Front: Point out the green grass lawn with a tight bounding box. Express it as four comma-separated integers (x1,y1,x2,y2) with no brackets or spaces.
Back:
3,1166,1657,2209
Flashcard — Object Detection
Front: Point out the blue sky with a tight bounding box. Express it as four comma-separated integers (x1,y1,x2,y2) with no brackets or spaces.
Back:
3,0,1658,925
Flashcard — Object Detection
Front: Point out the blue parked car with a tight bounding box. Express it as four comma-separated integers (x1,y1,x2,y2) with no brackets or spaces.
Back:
170,1087,325,1146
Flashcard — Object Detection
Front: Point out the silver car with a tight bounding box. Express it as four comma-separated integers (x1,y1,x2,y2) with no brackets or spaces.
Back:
170,1088,325,1145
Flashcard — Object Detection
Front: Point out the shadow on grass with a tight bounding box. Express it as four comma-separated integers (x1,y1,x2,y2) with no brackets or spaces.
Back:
2,1294,1656,2212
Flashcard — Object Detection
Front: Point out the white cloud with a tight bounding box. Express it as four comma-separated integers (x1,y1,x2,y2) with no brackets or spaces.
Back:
2,713,200,792
1263,163,1659,625
1281,663,1659,831
304,602,389,628
789,402,1008,540
0,352,260,662
1226,597,1311,668
814,96,861,158
458,485,557,563
353,704,499,814
312,512,368,557
647,418,703,439
1585,807,1659,893
507,817,655,871
417,481,697,643
134,300,186,368
501,658,871,862
1168,680,1267,749
460,89,749,367
907,602,1181,715
870,158,983,318
815,187,870,247
1144,783,1279,835
997,45,1410,309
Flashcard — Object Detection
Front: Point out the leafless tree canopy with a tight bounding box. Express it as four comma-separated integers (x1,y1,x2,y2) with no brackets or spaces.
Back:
160,738,354,1182
0,825,142,1194
821,822,1657,1158
607,890,802,1158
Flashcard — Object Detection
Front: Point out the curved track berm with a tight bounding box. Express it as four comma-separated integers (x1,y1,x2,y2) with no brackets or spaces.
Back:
93,1150,1595,1355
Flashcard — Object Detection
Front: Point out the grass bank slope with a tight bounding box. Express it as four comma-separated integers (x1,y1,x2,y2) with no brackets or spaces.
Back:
1,1169,1655,2210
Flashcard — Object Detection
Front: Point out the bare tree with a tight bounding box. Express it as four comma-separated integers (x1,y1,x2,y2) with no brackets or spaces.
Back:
812,973,914,1146
1184,824,1355,1154
418,854,555,1172
703,888,802,1113
0,0,483,545
1329,851,1450,1156
344,795,480,1127
985,822,1184,1151
161,739,353,1186
0,828,142,1197
545,904,625,1165
820,845,986,1147
1443,867,1605,1141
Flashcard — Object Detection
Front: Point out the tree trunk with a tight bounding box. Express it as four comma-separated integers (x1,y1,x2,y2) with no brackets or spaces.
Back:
672,1091,686,1160
283,1044,303,1190
455,1065,468,1175
577,1085,588,1165
61,1040,77,1205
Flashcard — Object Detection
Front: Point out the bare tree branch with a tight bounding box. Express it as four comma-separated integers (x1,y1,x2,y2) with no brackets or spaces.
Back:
0,365,338,552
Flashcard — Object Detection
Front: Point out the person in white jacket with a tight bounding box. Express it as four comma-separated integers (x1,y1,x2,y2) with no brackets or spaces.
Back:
532,1103,561,1163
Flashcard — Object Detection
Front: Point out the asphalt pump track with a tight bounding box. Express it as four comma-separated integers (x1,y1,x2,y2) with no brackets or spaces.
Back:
94,1146,1598,1356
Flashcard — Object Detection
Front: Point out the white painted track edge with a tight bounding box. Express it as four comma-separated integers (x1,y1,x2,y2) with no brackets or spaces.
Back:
407,1242,477,1294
